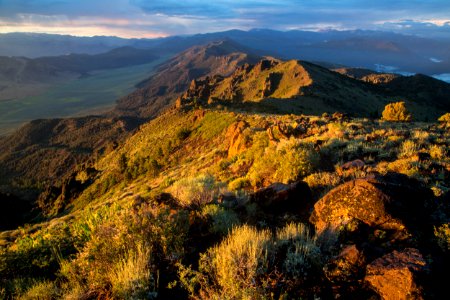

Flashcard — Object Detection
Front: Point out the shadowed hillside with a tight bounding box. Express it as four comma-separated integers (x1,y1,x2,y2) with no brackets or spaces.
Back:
114,40,260,118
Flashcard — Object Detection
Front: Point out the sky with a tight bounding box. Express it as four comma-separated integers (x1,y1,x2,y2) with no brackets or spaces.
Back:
0,0,450,38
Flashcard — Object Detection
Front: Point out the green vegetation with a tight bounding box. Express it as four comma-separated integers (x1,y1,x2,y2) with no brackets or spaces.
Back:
0,60,165,136
1,108,449,299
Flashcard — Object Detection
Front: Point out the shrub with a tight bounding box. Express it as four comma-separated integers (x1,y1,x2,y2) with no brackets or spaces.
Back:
201,204,240,235
108,244,156,299
248,139,319,187
59,203,189,298
18,280,59,300
399,140,419,158
438,112,450,123
176,128,192,141
188,223,333,299
228,177,251,191
429,144,446,160
434,223,450,252
276,223,322,278
199,225,272,299
304,172,341,197
171,174,222,207
381,102,412,122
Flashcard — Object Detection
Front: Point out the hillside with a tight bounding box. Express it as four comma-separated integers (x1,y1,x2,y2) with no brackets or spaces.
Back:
1,38,450,299
114,40,260,118
1,108,449,299
176,58,450,120
0,47,159,101
0,116,140,195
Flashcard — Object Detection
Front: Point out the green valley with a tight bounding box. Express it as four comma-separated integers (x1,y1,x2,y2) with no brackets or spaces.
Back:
0,58,167,136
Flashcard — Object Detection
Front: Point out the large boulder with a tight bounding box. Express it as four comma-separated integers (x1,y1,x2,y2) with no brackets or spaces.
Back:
310,173,433,238
365,248,427,300
250,181,312,216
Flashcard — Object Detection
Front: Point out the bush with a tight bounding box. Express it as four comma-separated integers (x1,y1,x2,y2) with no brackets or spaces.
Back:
171,174,222,207
108,244,156,299
198,225,272,299
18,280,59,300
438,112,450,123
201,204,240,235
228,177,251,191
248,139,319,187
435,223,450,252
176,128,192,141
186,223,333,299
276,223,322,278
399,140,419,158
381,101,412,122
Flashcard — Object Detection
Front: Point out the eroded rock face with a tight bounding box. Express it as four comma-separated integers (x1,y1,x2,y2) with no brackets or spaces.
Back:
226,120,250,157
310,173,433,238
365,248,427,300
250,181,312,215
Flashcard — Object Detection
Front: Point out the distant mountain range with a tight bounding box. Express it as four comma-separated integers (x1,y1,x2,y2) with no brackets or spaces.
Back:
2,29,450,76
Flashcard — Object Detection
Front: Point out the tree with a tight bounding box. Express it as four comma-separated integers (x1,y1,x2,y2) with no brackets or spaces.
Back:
381,101,412,122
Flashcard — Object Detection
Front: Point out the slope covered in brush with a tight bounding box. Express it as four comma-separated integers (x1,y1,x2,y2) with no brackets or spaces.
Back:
177,58,450,120
1,107,449,299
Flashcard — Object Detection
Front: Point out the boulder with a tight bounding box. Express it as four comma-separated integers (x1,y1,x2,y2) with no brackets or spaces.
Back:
341,159,365,171
324,244,366,284
310,173,433,237
250,181,312,216
365,248,427,300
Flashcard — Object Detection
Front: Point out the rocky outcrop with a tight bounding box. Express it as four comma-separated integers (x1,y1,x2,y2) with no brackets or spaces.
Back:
250,181,312,216
225,121,250,157
310,173,433,238
365,248,427,300
37,167,99,215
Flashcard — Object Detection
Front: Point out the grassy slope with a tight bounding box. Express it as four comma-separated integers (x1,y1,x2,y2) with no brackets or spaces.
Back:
0,58,168,136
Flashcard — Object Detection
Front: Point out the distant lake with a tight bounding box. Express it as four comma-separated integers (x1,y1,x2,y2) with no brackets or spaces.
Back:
433,74,450,83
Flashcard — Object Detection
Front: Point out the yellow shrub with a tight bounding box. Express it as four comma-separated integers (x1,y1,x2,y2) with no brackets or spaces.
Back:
247,139,319,187
438,112,450,123
171,174,221,207
199,225,272,299
109,244,155,299
381,102,412,122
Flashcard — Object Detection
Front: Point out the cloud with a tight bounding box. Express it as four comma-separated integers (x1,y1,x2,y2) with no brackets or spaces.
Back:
0,0,449,38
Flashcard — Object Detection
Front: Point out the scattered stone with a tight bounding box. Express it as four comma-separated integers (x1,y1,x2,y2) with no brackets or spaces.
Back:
365,248,427,300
